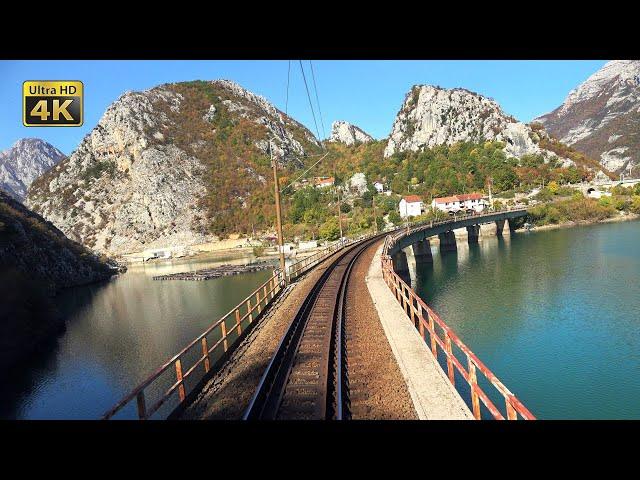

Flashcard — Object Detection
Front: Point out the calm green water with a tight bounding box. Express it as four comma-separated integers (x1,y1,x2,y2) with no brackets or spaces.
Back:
412,220,640,419
1,255,276,419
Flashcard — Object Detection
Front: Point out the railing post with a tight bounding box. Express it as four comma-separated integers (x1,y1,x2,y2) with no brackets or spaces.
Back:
202,337,210,373
506,399,518,420
445,333,455,386
136,391,147,420
221,320,229,352
235,309,242,335
468,358,481,419
428,313,437,356
175,359,186,402
263,285,267,306
247,298,253,323
417,303,424,335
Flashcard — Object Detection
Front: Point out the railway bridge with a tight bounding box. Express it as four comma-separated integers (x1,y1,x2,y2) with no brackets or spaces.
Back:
103,208,534,421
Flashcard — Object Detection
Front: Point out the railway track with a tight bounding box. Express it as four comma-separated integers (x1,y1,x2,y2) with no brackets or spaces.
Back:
243,236,380,420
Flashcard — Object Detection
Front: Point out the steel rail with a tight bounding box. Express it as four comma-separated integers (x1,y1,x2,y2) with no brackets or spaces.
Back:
243,235,382,420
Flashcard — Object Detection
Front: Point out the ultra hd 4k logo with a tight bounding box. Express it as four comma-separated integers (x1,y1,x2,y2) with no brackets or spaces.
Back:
23,80,83,126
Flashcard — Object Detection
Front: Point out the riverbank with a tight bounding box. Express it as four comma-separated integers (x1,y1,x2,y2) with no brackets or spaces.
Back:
522,211,640,233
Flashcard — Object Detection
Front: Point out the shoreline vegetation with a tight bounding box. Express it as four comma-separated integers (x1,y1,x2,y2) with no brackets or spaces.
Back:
524,184,640,230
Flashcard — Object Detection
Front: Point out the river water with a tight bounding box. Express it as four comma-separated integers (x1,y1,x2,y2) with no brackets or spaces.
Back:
412,220,640,419
1,254,276,419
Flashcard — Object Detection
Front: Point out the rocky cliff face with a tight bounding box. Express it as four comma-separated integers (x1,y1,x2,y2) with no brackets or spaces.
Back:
535,60,640,173
384,85,552,161
329,121,374,145
0,138,65,201
27,80,320,255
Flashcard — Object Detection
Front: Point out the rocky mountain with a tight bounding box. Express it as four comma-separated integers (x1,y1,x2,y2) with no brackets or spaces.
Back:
0,138,65,201
329,121,374,145
535,60,640,174
383,85,565,163
27,80,321,256
1,190,116,369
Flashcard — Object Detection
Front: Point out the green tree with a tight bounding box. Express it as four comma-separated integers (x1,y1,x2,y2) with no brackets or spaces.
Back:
319,217,340,241
388,211,402,225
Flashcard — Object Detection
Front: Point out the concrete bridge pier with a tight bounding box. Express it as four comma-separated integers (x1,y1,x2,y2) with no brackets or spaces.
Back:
466,225,480,244
439,230,457,253
392,250,410,275
495,219,512,237
411,239,433,265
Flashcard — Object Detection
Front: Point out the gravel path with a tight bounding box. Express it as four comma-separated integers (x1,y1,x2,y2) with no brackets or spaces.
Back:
345,240,418,419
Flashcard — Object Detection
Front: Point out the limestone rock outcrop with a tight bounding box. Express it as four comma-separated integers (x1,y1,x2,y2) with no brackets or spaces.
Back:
535,60,640,173
330,121,374,145
26,80,320,255
384,85,544,160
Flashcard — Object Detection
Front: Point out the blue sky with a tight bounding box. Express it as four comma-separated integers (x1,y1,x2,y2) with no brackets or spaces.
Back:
0,60,607,155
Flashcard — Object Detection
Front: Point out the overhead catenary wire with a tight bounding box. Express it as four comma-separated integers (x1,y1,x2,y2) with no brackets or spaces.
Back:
309,60,326,140
280,152,330,193
298,60,323,147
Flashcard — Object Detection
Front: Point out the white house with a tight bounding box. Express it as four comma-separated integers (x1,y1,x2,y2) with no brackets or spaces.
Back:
373,181,385,194
432,193,487,213
399,195,423,218
298,240,318,251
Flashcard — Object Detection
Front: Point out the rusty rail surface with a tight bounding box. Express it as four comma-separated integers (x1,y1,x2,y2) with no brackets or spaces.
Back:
381,208,535,420
102,270,286,420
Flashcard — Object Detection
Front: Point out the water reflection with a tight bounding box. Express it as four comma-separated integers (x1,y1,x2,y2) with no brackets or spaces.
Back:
1,255,274,419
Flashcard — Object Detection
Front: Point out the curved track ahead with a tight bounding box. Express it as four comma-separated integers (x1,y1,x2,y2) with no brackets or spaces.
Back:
243,236,381,420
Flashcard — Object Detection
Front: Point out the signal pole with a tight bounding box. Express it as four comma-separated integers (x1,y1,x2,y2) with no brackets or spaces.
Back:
270,140,286,277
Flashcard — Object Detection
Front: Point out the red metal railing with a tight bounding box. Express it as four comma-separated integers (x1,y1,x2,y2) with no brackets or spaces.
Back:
381,210,535,420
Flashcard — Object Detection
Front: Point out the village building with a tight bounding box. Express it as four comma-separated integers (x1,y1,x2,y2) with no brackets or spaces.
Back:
314,176,335,188
431,193,487,213
399,195,424,218
586,188,612,199
298,240,318,251
373,181,385,194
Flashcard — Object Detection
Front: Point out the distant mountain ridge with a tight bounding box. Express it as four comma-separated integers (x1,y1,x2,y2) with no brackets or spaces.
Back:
0,138,65,201
535,60,640,174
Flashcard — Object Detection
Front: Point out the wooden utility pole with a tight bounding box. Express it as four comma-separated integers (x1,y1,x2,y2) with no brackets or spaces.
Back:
372,199,378,235
270,140,286,276
336,185,344,239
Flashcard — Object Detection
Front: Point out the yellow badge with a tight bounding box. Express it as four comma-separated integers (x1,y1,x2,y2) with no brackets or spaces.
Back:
23,80,83,127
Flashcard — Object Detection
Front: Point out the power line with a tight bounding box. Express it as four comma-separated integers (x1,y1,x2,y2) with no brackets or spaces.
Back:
298,60,323,147
309,60,326,140
280,152,330,193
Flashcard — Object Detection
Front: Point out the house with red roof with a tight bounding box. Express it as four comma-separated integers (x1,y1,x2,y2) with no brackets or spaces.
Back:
431,192,487,213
